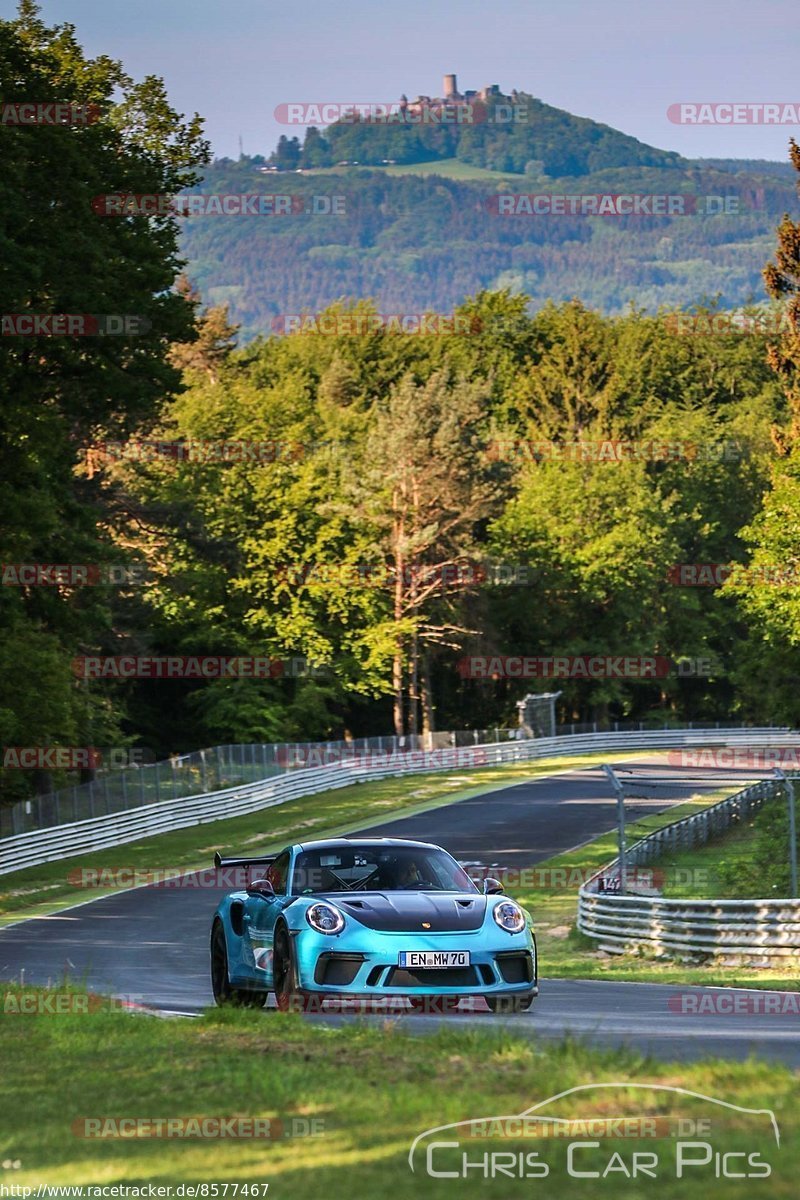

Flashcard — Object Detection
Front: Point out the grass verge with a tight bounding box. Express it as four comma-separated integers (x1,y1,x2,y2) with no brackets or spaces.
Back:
299,157,527,184
510,790,800,990
659,793,795,901
657,810,766,900
0,988,794,1197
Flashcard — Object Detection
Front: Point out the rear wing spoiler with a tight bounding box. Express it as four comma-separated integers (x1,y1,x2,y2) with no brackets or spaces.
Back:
213,852,276,870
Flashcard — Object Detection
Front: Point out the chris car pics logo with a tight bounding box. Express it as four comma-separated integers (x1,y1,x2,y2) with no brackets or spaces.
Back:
408,1084,779,1180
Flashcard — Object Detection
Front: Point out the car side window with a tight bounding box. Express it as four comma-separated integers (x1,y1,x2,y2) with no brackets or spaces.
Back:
267,851,290,895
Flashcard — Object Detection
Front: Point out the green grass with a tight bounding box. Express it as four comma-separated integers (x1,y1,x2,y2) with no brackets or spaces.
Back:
379,157,527,184
658,813,765,900
301,157,527,184
658,794,797,901
0,751,626,927
0,988,795,1196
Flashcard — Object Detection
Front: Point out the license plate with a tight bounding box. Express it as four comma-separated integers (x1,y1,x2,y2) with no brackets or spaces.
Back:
398,951,470,968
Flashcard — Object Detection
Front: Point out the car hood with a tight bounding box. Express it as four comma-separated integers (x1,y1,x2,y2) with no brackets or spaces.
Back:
318,891,487,933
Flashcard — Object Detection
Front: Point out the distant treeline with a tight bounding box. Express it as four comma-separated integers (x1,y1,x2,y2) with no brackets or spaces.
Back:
180,159,798,341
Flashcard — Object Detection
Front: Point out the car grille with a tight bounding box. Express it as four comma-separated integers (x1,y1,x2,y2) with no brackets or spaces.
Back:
384,966,480,988
314,952,365,986
495,951,534,984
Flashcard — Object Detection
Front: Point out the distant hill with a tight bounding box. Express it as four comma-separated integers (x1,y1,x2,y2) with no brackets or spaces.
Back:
178,151,797,341
182,88,797,338
276,92,686,177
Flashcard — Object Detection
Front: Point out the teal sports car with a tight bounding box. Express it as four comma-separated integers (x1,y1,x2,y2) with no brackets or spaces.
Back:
210,837,537,1013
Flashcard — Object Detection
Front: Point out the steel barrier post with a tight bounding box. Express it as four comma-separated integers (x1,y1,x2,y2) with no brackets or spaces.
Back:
603,763,627,894
775,768,798,898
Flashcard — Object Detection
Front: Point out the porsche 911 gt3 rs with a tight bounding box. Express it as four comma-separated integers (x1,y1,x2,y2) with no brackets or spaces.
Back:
210,837,537,1013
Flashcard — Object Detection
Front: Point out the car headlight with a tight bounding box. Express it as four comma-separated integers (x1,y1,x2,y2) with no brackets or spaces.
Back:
306,902,345,934
492,900,526,934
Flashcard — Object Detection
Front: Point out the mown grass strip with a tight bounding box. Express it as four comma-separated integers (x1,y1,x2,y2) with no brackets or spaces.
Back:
0,987,794,1198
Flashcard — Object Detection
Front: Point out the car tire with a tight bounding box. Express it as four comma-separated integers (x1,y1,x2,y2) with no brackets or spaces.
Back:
273,924,314,1012
211,920,267,1008
485,993,535,1014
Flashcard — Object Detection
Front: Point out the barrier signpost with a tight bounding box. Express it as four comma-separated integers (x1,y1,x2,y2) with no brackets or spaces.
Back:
603,763,627,895
775,768,798,898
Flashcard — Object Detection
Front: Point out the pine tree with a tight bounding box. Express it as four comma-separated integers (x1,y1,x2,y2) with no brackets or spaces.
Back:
763,139,800,449
169,276,239,382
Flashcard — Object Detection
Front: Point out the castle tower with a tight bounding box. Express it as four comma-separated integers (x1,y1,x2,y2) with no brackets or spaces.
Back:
442,73,458,99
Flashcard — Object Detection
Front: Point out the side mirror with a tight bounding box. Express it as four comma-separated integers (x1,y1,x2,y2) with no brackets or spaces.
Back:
482,877,504,895
247,877,275,898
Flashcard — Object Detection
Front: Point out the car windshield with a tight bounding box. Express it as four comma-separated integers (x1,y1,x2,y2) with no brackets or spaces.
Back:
291,845,478,894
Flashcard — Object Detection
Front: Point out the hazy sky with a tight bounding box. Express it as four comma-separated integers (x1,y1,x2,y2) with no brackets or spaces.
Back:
30,0,800,162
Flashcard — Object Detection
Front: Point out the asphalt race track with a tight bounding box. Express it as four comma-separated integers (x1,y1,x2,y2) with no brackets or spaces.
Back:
1,757,798,1065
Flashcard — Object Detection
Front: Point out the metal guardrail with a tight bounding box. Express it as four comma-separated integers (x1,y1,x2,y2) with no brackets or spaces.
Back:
1,718,761,840
0,726,789,877
578,775,800,958
0,728,525,839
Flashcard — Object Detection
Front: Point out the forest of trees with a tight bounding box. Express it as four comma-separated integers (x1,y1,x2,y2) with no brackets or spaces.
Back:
2,6,800,806
179,158,797,340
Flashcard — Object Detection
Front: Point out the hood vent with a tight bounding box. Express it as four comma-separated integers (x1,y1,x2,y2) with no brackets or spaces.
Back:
323,892,487,933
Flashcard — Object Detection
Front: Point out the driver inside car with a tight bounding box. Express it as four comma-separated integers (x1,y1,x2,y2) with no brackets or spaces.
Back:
370,855,423,890
394,858,425,889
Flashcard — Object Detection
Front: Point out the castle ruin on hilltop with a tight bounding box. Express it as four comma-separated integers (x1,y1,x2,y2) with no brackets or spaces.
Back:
399,74,521,117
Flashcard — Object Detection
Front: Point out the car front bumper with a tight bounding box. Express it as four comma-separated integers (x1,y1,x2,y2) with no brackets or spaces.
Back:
290,925,537,997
